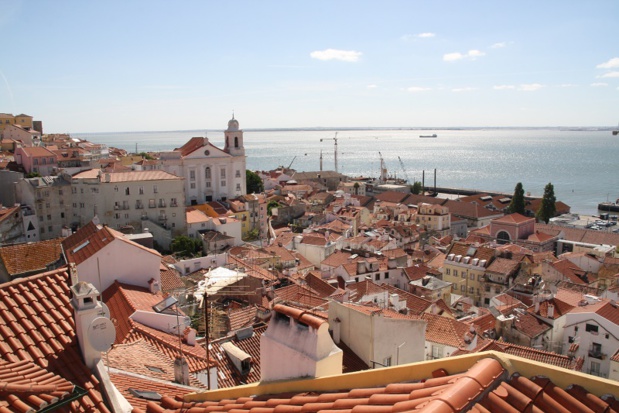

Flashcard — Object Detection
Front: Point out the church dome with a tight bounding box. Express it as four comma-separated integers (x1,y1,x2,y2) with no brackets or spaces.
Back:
227,116,239,131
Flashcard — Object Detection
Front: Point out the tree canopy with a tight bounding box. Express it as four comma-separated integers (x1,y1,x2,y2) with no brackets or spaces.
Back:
536,182,556,224
410,181,423,195
507,182,526,215
246,170,264,194
170,235,202,258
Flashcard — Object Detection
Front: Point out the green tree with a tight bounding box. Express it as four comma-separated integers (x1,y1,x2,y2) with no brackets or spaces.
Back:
267,200,280,216
246,170,264,194
507,182,526,215
138,151,154,160
25,172,41,178
536,182,556,224
410,181,423,195
170,235,202,258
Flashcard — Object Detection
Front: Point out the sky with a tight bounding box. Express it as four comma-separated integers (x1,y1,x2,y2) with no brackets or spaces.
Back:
1,1,619,133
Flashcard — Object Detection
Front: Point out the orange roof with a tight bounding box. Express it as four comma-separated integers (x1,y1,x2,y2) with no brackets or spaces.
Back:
62,222,160,266
0,268,110,412
492,213,533,224
422,312,475,348
0,237,64,277
186,208,209,224
140,357,619,413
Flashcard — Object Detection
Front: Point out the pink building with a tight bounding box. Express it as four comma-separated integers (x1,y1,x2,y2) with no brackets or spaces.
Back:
15,146,58,176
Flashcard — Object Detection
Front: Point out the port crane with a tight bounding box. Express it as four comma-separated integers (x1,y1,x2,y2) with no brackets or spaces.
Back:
320,132,338,172
398,156,410,184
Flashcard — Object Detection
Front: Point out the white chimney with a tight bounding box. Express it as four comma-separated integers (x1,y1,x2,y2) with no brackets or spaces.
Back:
260,305,342,382
71,281,115,369
149,278,161,294
547,304,555,318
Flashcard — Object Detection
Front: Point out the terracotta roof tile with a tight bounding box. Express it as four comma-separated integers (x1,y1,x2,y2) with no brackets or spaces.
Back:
0,238,64,277
0,268,110,413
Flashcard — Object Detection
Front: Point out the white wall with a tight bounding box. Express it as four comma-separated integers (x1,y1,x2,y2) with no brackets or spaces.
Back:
328,301,426,367
75,238,161,293
260,313,342,382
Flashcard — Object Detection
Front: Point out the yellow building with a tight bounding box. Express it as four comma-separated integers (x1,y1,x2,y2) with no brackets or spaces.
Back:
443,241,495,306
0,113,33,133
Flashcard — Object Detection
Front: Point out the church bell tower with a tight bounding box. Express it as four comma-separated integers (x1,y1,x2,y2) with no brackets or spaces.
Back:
224,114,245,156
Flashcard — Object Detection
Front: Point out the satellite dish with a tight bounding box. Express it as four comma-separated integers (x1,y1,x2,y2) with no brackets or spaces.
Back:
97,302,111,319
87,316,116,352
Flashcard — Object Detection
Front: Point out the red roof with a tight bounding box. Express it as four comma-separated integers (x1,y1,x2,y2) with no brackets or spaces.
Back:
0,268,110,412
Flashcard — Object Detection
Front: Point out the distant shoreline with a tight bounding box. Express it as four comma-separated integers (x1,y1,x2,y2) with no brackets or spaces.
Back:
70,126,617,135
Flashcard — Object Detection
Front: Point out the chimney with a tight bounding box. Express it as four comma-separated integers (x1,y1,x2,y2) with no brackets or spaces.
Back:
260,305,342,382
71,281,115,369
149,278,161,294
422,276,430,286
174,357,190,385
547,304,555,318
184,327,196,346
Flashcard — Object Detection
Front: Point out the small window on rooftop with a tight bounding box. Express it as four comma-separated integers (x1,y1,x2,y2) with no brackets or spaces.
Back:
145,365,165,373
128,388,162,401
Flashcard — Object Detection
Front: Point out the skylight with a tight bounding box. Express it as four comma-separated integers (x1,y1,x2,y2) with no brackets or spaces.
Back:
128,388,162,400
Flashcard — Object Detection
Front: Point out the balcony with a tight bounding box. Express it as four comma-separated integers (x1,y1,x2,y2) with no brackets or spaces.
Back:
158,201,166,208
158,214,167,222
588,349,606,360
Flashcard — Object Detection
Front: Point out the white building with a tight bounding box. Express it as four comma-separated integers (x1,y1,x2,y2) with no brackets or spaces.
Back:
561,296,619,379
70,170,186,249
328,300,426,368
160,116,246,205
62,220,162,293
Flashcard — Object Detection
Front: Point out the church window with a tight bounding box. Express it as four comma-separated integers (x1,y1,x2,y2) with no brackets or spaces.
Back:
236,170,241,178
190,170,196,180
234,137,239,148
220,168,226,179
205,167,211,179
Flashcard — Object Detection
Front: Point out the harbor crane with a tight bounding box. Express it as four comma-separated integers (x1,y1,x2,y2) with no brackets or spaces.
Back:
320,132,338,172
398,156,410,183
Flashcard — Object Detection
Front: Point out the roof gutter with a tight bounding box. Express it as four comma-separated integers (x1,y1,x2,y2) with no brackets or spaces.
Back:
39,386,87,413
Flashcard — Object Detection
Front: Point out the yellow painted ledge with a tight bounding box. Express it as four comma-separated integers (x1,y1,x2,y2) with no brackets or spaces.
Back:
184,351,619,403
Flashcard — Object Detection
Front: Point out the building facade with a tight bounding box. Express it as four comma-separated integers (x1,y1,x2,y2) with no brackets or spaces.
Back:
160,117,246,205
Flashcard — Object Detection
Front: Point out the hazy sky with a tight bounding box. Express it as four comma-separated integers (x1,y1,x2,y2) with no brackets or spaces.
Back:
1,1,619,132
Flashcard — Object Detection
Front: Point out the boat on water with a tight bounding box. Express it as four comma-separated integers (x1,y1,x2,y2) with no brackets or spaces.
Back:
598,201,619,212
613,122,618,135
419,134,437,138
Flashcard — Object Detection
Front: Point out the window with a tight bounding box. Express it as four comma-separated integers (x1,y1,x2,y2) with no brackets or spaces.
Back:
190,170,196,180
60,212,64,218
125,187,130,195
590,361,601,377
58,189,63,195
236,170,241,178
375,274,380,281
123,200,129,210
153,185,158,193
221,180,226,187
383,356,392,367
220,168,226,179
45,203,50,209
114,186,118,192
454,270,458,277
385,272,389,279
206,182,211,188
115,213,120,219
432,345,443,359
149,199,156,208
470,274,474,280
72,187,77,194
445,268,450,275
461,285,465,292
170,198,177,207
47,214,51,220
236,183,241,191
452,284,457,291
190,183,196,189
79,203,85,208
139,186,144,195
205,167,211,179
469,287,474,293
48,226,52,232
586,324,599,334
478,274,483,281
72,203,77,208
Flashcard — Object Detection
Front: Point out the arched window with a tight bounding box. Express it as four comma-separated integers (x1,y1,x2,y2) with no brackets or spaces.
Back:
205,167,211,179
496,230,511,244
234,136,239,148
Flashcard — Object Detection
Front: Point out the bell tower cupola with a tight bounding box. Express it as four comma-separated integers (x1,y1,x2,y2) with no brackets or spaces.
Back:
224,113,245,156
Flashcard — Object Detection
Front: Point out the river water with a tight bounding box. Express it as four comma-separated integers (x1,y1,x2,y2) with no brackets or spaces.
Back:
72,127,619,215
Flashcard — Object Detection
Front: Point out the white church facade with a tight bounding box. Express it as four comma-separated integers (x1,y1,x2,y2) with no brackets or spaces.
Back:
159,116,247,205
